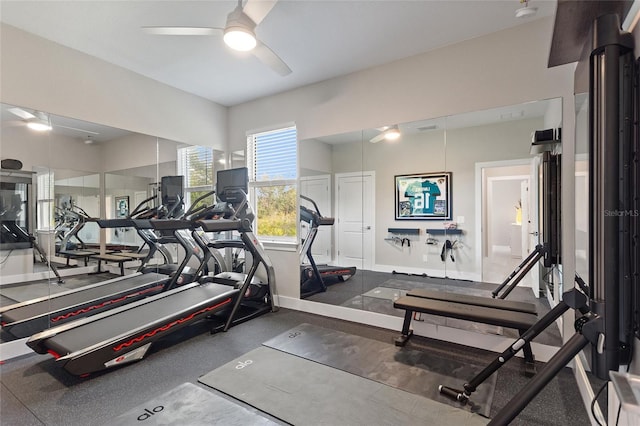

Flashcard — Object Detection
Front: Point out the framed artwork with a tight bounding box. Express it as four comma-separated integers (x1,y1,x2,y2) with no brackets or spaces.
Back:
115,196,129,218
395,172,452,220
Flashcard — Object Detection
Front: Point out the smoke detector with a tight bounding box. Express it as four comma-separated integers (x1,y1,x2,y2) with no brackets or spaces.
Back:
515,1,537,19
84,136,94,145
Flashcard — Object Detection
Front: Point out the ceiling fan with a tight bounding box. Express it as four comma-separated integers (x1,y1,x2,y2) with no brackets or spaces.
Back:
4,107,99,135
369,125,401,143
142,0,291,76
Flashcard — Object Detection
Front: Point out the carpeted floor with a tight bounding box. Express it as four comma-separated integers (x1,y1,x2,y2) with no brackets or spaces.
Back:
0,308,593,425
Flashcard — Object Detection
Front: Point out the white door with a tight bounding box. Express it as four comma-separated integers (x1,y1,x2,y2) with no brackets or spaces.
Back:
300,175,332,264
335,171,375,270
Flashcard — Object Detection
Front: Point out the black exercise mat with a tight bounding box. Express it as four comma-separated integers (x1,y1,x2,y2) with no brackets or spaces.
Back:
199,346,488,426
263,323,497,417
110,382,277,425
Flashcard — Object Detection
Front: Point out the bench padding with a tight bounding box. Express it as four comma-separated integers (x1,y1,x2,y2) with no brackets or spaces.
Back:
406,288,537,315
393,296,537,331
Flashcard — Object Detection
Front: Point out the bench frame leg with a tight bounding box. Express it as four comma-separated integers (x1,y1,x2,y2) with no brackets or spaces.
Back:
394,310,414,346
439,298,575,404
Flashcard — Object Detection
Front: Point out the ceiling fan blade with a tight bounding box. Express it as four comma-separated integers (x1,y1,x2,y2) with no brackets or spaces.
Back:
242,0,278,26
141,26,222,36
369,133,385,144
8,107,35,120
252,41,291,76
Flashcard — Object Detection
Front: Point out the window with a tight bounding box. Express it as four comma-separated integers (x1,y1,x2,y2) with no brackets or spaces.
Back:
177,145,217,207
36,170,54,229
247,126,297,241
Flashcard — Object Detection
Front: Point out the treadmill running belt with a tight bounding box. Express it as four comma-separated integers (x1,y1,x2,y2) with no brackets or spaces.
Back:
43,283,236,356
2,273,167,324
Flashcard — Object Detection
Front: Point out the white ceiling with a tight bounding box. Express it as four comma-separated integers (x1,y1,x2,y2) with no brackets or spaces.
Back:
0,0,557,107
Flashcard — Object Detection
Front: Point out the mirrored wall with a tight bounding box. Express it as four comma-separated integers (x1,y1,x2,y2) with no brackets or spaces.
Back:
298,98,563,347
0,102,195,342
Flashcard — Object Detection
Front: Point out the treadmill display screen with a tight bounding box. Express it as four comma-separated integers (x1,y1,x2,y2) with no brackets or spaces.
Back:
217,168,248,203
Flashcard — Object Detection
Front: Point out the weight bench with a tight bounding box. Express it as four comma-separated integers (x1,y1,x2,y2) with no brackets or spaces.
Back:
57,250,95,266
393,293,538,376
406,288,537,314
91,253,133,276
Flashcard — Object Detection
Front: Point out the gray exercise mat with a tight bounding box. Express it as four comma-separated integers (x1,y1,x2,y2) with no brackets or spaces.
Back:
263,323,496,417
199,346,488,426
110,382,277,425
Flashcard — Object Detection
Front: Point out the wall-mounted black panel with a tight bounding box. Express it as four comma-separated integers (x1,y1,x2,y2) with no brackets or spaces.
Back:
549,0,632,68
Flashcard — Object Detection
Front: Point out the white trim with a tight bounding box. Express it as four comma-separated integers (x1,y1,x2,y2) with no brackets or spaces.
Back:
575,353,605,425
0,338,32,361
244,121,297,137
373,263,482,283
262,241,298,252
623,0,640,31
279,295,559,362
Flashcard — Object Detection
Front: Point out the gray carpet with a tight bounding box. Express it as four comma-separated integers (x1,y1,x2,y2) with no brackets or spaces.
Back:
199,346,489,426
0,309,592,425
263,323,497,417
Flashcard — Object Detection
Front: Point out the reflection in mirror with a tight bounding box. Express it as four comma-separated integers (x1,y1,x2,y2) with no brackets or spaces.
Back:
298,130,365,306
0,102,191,343
574,93,589,285
299,98,563,348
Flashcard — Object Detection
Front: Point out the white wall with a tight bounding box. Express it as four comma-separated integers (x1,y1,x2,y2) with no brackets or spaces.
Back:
317,117,541,280
0,125,102,172
299,138,333,177
229,16,576,297
229,17,574,146
0,23,227,148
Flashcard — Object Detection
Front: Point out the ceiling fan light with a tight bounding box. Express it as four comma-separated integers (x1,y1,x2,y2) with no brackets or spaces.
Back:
224,26,257,51
384,126,401,141
26,120,52,132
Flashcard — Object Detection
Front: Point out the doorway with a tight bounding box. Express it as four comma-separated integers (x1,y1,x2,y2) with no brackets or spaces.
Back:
334,171,375,270
300,175,332,264
477,161,535,288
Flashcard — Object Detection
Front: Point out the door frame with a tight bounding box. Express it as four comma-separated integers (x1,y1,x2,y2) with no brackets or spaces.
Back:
334,171,376,270
475,158,533,284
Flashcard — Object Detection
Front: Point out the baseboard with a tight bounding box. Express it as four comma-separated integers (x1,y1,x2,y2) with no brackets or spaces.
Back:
372,263,483,282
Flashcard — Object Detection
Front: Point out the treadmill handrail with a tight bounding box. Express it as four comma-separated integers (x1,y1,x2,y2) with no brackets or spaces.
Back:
0,272,144,314
197,218,243,233
28,283,239,358
96,218,135,228
27,280,208,345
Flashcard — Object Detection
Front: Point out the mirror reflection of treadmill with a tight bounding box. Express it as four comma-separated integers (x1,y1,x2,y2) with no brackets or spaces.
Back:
0,182,190,338
299,195,356,298
24,168,276,376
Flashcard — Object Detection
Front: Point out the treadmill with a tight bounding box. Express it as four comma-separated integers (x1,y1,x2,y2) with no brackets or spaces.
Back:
26,167,277,376
299,195,356,298
0,180,187,338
